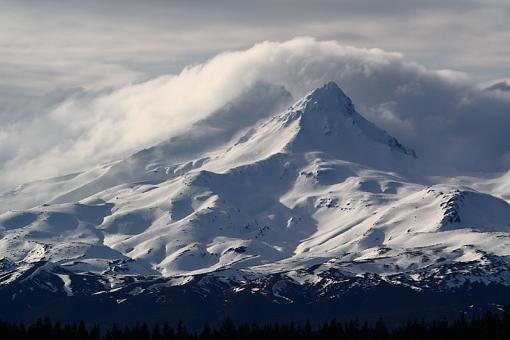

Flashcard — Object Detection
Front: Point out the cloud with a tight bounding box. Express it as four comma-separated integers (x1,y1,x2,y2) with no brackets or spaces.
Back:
2,0,510,111
485,81,510,92
1,37,510,190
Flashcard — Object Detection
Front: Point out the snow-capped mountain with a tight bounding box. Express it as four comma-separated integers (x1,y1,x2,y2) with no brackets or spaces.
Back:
1,81,510,325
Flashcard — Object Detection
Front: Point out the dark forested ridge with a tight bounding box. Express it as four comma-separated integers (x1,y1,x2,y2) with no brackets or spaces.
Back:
2,310,510,340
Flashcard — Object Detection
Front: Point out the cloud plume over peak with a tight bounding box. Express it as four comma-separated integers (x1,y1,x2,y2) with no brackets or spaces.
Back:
1,37,510,190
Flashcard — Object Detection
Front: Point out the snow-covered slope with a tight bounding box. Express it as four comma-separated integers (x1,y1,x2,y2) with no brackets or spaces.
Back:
1,81,510,299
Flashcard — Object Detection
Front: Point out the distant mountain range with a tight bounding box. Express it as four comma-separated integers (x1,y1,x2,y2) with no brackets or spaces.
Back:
1,81,510,326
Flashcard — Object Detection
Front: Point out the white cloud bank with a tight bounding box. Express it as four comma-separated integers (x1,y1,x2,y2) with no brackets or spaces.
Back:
1,37,510,190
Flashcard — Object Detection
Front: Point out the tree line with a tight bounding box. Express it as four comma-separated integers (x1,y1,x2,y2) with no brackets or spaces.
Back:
1,309,510,340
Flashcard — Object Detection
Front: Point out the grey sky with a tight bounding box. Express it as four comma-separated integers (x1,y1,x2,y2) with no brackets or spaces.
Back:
2,0,509,103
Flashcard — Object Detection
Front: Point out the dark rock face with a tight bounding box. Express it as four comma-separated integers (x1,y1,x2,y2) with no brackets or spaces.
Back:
2,260,510,329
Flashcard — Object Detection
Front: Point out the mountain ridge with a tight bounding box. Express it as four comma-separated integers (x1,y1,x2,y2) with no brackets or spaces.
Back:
0,81,509,323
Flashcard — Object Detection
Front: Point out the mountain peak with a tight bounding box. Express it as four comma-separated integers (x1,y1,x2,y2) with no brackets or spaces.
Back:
294,81,355,116
309,81,346,99
272,81,416,160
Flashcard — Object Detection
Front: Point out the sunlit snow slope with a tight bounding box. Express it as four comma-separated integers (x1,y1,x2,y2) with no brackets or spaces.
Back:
1,81,510,290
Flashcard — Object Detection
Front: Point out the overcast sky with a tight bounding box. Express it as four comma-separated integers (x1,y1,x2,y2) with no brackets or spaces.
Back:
1,0,510,188
2,0,510,105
